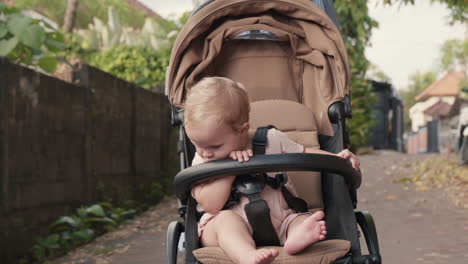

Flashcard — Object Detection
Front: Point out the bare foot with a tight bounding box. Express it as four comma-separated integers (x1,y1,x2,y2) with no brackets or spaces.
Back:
284,211,327,255
241,248,279,264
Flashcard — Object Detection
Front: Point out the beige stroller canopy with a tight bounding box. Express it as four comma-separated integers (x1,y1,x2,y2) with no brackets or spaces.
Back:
166,0,350,136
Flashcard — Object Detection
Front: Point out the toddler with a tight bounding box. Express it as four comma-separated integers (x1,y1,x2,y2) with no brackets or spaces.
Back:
184,77,360,264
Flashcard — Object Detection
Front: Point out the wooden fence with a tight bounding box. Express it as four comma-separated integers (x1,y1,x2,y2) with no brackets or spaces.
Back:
0,58,176,263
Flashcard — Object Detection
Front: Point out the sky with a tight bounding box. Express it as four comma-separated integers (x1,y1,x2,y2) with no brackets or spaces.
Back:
140,0,465,91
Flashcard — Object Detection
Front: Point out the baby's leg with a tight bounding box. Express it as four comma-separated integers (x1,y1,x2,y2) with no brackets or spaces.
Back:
201,210,279,264
283,211,327,255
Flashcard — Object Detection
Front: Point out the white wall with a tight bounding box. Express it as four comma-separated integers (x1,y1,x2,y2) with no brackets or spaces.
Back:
409,96,456,132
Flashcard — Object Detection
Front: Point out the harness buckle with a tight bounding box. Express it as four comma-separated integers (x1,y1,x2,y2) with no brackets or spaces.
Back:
266,173,288,189
234,174,266,196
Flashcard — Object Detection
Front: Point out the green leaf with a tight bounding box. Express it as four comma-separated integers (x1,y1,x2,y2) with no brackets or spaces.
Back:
85,217,117,226
0,3,19,15
7,15,32,36
19,48,33,65
85,204,106,217
38,234,60,249
0,37,18,56
72,229,94,241
122,209,137,218
48,31,65,42
50,216,77,230
0,22,7,38
44,37,64,52
98,202,113,209
19,24,46,49
60,231,72,241
41,20,57,31
38,56,57,73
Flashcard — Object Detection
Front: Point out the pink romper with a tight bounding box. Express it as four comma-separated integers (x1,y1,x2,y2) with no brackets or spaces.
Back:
192,129,311,245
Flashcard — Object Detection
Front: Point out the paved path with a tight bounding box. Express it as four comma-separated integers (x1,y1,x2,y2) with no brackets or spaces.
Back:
358,151,468,263
53,151,468,264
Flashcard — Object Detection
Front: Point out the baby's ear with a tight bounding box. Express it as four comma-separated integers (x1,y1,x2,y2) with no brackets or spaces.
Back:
240,122,250,133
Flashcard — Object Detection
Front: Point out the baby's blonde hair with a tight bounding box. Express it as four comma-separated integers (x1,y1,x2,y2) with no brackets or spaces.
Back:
184,77,250,131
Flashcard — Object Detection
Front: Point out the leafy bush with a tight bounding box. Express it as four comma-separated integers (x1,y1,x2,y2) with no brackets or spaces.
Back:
19,162,177,264
19,203,137,264
88,45,170,89
335,0,378,150
11,0,152,29
75,6,178,52
0,3,64,72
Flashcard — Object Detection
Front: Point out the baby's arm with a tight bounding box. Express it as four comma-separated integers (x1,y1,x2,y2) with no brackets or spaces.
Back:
192,175,236,214
191,149,252,214
304,147,360,170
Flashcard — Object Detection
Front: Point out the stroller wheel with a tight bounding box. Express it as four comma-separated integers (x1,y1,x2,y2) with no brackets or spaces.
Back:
167,221,184,264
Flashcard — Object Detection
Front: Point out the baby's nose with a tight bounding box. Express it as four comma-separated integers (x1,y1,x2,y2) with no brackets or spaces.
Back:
203,151,213,159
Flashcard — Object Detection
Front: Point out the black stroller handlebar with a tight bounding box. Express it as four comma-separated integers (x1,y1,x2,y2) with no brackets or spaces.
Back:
174,153,362,201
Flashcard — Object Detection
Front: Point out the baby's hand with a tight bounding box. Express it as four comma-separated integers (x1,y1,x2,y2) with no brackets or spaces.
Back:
229,149,253,163
336,149,360,170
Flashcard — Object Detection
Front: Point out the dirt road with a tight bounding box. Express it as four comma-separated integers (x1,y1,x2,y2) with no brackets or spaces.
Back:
53,151,468,264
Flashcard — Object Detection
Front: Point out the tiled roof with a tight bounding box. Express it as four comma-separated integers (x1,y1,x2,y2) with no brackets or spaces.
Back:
415,71,465,101
423,100,452,117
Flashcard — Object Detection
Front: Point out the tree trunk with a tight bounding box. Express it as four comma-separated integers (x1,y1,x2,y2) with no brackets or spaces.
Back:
63,0,79,33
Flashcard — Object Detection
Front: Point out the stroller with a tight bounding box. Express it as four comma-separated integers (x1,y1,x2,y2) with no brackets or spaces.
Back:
165,0,381,263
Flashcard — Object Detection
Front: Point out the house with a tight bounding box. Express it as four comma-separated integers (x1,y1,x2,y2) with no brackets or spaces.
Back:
409,71,464,132
408,71,465,153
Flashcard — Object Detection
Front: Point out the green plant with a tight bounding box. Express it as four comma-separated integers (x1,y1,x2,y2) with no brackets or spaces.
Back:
381,0,467,24
19,161,177,264
0,3,64,72
439,38,467,73
20,203,137,263
335,0,379,150
88,45,170,89
76,6,177,52
11,0,156,29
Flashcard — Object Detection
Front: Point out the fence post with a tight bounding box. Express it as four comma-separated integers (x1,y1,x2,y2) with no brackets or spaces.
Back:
130,84,137,180
75,63,93,203
427,120,440,153
0,58,9,214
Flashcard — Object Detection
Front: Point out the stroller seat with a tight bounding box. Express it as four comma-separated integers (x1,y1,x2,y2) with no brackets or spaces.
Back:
194,240,350,264
192,99,352,263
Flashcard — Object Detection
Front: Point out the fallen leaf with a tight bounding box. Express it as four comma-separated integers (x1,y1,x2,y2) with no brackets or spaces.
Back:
417,186,429,191
115,245,130,254
398,177,412,183
386,195,397,200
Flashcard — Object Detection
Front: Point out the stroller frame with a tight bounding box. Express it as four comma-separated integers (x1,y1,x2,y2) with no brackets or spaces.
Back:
166,1,381,263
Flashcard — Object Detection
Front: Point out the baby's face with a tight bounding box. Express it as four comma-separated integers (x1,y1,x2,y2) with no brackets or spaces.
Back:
186,120,246,161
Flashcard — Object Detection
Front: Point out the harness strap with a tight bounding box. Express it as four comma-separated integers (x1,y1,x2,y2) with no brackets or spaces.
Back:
233,174,280,247
245,199,281,246
252,125,276,155
254,126,308,213
232,126,310,247
281,186,308,213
